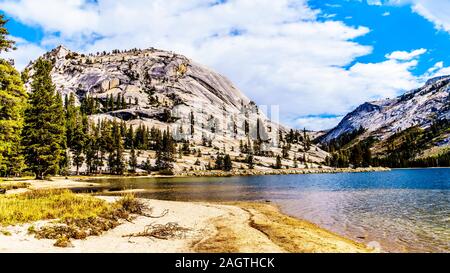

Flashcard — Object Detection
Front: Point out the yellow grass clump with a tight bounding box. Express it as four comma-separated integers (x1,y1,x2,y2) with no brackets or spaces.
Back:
0,181,30,191
0,189,110,226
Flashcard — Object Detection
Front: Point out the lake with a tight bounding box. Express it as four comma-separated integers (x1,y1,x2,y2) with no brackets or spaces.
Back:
90,168,450,253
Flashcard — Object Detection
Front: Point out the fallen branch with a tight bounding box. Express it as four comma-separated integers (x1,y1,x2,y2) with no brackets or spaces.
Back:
142,208,169,219
123,222,190,240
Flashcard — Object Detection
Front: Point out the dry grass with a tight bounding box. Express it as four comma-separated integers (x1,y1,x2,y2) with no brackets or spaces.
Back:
0,189,110,226
0,229,12,236
31,193,148,247
0,190,151,247
0,181,30,191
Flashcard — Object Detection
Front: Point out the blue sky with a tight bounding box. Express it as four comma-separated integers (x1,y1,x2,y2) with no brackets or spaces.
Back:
311,0,450,76
1,0,449,130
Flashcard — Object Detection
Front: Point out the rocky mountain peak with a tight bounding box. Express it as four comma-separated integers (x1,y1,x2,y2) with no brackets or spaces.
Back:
320,75,450,144
46,45,72,60
425,75,450,86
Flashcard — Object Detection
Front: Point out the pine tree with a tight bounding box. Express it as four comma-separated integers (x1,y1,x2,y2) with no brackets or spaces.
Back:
282,143,290,158
70,111,86,175
246,154,254,169
108,94,114,111
182,141,190,155
116,93,121,110
244,120,249,136
125,124,134,148
0,16,26,177
22,59,66,179
109,121,126,174
0,15,16,53
278,130,284,144
84,123,98,174
0,59,27,176
256,118,261,141
274,155,282,169
143,154,152,173
155,128,175,172
65,93,77,147
121,94,126,109
64,92,87,175
129,146,137,173
223,154,232,171
215,155,223,170
190,110,195,136
303,128,311,151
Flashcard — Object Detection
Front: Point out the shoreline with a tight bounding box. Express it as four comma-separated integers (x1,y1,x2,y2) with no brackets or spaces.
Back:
16,166,390,182
0,168,389,253
176,166,390,177
0,167,391,190
0,197,374,253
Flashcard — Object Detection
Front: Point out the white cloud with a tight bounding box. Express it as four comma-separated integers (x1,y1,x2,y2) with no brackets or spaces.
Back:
370,0,450,33
0,0,98,36
411,1,450,33
295,116,344,131
426,61,444,74
367,0,382,6
382,11,391,16
1,36,46,70
1,0,447,131
423,61,450,79
385,48,427,61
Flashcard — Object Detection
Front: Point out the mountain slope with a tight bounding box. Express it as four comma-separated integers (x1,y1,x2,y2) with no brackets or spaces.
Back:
24,46,328,173
319,75,450,165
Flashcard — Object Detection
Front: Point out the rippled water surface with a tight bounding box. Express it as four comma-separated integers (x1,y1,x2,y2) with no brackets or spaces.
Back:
90,169,450,252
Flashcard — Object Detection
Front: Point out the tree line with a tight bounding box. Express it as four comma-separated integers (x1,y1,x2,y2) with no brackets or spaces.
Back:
321,120,450,168
370,120,450,168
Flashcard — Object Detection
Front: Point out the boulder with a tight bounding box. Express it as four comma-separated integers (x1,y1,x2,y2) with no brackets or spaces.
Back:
100,80,110,92
125,85,140,93
109,78,120,89
100,78,120,92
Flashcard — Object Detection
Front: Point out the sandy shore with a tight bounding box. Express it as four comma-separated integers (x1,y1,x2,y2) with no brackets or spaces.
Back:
1,177,101,195
0,197,373,253
0,170,384,253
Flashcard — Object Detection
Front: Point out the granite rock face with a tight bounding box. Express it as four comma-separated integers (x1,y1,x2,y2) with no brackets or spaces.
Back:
25,45,328,168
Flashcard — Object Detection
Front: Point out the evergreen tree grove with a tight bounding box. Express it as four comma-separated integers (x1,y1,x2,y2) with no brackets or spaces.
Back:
155,128,175,172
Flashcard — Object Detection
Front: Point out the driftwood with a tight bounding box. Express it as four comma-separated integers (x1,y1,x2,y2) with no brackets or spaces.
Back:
123,222,190,240
143,208,169,218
